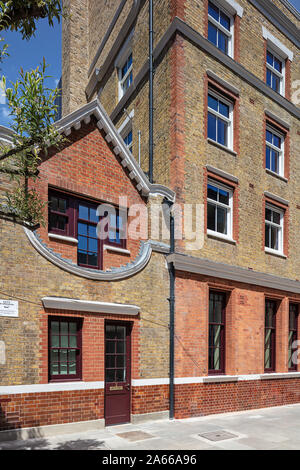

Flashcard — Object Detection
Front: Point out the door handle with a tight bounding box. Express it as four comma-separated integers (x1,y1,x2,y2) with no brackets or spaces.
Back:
125,384,130,391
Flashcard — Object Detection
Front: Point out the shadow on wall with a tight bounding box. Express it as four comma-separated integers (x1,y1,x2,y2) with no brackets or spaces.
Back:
0,403,107,449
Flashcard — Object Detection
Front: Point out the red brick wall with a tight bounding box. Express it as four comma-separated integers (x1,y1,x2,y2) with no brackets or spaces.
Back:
132,385,169,415
174,378,300,419
0,389,104,431
34,118,147,270
39,310,140,384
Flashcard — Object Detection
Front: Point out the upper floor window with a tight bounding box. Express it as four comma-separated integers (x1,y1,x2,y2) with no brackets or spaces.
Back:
207,90,233,149
118,52,133,99
208,1,233,57
48,191,127,269
266,126,284,177
266,49,284,95
265,204,284,255
207,180,233,239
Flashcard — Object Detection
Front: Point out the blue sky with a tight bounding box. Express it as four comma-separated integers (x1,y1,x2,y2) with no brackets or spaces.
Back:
0,18,61,128
289,0,300,10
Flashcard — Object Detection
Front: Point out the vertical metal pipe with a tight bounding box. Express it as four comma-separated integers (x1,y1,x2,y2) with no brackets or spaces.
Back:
149,0,154,183
138,130,141,166
169,208,175,419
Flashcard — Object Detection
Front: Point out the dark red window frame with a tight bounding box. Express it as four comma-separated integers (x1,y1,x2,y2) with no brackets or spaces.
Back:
48,189,127,269
208,290,226,375
289,303,299,371
48,316,82,382
264,299,277,372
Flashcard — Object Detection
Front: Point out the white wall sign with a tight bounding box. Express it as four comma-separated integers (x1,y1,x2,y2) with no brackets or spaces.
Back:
0,300,19,317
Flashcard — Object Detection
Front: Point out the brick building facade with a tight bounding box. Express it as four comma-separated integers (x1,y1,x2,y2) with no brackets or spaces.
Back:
0,0,300,437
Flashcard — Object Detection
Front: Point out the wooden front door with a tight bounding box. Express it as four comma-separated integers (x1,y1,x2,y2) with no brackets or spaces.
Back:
104,321,131,426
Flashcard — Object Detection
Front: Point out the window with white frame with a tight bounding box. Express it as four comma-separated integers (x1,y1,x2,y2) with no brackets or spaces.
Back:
265,204,284,254
207,180,233,238
207,89,233,149
266,49,285,95
118,52,133,99
208,1,234,57
265,125,284,177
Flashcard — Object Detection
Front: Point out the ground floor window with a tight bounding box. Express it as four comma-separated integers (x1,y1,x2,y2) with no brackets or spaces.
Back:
48,317,82,381
289,303,298,371
264,300,277,372
209,291,226,374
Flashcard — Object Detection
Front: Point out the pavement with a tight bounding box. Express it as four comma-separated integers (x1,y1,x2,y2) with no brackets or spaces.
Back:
1,404,300,450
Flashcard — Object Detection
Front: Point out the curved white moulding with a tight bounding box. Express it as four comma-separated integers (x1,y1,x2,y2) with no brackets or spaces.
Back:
24,228,169,281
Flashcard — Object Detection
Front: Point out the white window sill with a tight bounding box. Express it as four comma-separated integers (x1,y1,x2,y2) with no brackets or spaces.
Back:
103,244,130,255
207,230,236,245
266,169,288,183
49,233,78,244
265,247,286,259
207,138,237,156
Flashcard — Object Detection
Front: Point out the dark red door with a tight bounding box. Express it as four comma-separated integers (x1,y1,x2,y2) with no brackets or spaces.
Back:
104,322,131,426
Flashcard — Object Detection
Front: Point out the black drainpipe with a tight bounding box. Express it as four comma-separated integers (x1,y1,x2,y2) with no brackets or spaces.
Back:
164,198,175,419
149,0,154,183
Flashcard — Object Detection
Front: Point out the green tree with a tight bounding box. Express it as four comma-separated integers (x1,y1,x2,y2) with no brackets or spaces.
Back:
0,1,64,229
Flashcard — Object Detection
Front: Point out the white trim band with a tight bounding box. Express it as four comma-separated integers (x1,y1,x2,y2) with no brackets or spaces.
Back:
103,244,131,255
49,233,78,244
42,297,140,315
0,381,105,395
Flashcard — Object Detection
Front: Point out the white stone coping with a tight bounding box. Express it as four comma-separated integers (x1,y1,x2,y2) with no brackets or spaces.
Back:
262,26,294,61
49,233,78,244
42,297,140,316
216,0,244,17
2,373,300,396
103,244,131,255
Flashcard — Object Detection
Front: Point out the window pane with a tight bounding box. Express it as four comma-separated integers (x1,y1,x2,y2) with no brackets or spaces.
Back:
106,369,115,383
208,94,218,112
116,369,126,382
78,251,87,265
272,210,281,225
90,207,98,223
265,208,272,221
61,322,68,334
271,225,279,250
116,326,126,339
88,237,98,253
274,57,282,73
272,73,280,93
218,30,228,54
88,225,97,238
207,202,216,231
79,204,89,220
106,325,115,340
51,335,59,348
61,335,69,348
208,112,217,141
117,341,125,354
271,150,279,174
116,355,125,368
51,197,58,211
106,340,115,354
207,184,218,201
266,68,272,87
51,322,59,334
220,11,230,30
88,253,98,266
58,198,67,213
267,51,273,66
217,118,227,146
218,188,229,205
217,206,227,234
219,101,229,118
208,21,217,46
69,335,77,348
78,235,88,251
105,355,115,368
78,223,88,236
208,1,219,20
51,363,59,376
69,323,77,334
266,130,273,143
265,224,270,248
266,146,271,170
